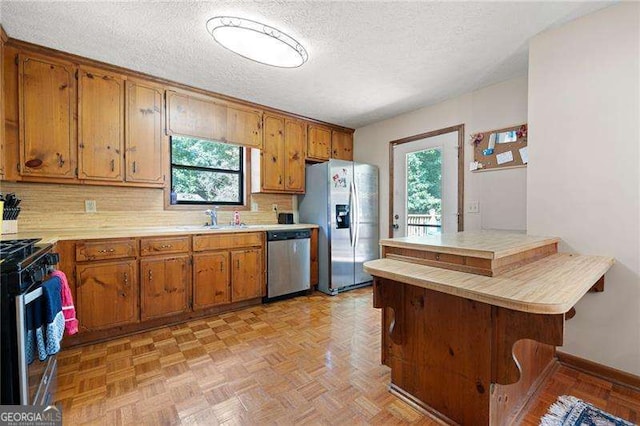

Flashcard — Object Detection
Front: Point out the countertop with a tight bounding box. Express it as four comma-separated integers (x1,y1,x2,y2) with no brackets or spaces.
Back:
364,253,614,314
379,230,560,259
2,223,319,244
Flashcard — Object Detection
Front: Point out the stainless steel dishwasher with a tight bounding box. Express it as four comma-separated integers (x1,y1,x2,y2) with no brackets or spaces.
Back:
266,229,311,299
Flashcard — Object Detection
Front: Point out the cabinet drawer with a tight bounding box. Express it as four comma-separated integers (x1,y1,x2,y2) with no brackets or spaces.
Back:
76,239,137,261
140,236,190,256
193,232,263,252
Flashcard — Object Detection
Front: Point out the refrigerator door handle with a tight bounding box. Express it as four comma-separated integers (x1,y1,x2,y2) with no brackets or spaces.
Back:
349,181,356,247
353,180,360,248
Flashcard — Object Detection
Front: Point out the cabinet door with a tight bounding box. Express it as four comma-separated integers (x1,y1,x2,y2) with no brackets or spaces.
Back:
231,249,263,302
76,260,138,331
331,130,353,161
262,115,285,191
307,125,331,161
193,252,230,309
284,119,306,192
125,80,164,185
140,255,190,320
78,66,125,180
227,106,262,149
18,53,76,178
166,91,226,142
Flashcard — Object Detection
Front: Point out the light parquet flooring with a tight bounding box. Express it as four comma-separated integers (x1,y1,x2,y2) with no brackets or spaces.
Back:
55,287,640,425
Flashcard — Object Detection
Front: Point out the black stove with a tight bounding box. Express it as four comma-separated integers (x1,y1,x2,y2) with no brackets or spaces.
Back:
1,238,60,405
1,239,58,294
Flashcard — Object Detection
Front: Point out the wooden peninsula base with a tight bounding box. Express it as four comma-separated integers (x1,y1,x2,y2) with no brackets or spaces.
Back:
365,231,614,425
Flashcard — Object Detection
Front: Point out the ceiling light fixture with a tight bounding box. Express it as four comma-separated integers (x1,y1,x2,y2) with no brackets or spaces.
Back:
206,16,308,68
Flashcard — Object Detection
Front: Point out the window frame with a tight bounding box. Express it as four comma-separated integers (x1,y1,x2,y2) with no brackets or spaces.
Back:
168,135,247,207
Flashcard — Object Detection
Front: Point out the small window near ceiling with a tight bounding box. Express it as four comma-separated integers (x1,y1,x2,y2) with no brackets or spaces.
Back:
170,136,244,205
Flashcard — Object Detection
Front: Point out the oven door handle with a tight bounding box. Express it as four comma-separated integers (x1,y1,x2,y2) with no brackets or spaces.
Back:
15,286,44,405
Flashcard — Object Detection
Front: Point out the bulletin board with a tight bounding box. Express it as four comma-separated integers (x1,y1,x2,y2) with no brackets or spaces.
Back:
470,124,528,172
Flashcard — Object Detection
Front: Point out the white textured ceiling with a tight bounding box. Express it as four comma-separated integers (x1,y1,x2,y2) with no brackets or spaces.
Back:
1,1,614,128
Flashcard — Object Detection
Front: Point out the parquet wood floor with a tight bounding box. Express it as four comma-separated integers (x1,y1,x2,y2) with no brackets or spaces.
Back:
55,287,640,425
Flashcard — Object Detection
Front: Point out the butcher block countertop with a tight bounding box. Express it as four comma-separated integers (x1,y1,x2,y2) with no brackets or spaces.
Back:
380,230,560,259
2,224,318,245
364,253,614,314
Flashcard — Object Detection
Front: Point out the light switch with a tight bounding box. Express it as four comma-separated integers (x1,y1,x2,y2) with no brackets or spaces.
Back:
467,201,479,214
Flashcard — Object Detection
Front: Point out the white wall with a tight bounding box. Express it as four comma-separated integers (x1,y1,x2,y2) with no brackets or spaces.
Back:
528,3,640,374
354,76,528,239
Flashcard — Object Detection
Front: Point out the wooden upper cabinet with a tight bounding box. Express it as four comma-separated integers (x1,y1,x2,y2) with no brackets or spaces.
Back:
125,80,164,185
166,90,226,142
78,66,125,181
227,106,262,149
307,124,331,161
331,130,353,161
18,53,76,178
284,118,306,192
262,114,285,191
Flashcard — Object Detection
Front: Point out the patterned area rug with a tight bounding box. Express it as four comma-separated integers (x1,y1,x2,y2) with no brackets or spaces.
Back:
541,395,636,426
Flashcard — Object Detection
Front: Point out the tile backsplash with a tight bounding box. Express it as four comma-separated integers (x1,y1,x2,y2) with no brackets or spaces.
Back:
0,182,294,231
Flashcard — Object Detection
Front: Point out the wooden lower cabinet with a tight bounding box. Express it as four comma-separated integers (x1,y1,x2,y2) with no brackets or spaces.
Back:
76,259,139,331
140,255,190,320
193,252,230,309
231,249,264,301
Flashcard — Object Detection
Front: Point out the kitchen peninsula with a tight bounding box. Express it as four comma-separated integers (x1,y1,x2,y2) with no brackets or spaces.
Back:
363,231,614,425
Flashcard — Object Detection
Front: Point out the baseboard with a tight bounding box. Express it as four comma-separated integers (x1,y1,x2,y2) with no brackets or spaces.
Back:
557,351,640,390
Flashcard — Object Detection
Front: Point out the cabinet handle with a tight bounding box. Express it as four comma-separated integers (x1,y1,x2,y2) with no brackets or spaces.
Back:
278,175,282,185
98,248,115,254
219,262,223,272
123,272,129,287
132,161,137,174
148,269,152,281
159,244,172,249
57,153,65,168
236,259,240,269
110,159,115,172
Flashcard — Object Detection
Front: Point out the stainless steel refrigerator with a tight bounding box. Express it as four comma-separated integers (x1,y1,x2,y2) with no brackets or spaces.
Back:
298,160,379,295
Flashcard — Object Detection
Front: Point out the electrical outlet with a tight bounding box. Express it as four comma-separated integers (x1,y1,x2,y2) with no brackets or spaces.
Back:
467,201,479,214
272,204,278,213
85,200,97,213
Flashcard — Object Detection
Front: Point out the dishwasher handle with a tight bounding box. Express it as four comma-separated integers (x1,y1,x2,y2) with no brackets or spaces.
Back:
267,230,311,241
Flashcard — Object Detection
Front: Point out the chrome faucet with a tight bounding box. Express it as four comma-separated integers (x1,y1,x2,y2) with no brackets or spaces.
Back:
205,207,218,227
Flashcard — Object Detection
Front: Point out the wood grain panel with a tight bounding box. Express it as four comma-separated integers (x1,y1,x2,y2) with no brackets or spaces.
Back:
18,53,76,178
76,238,137,261
125,79,164,185
307,124,331,161
193,232,263,252
284,118,306,192
139,235,190,256
140,255,190,320
76,259,139,331
231,248,263,301
261,114,285,191
226,105,262,149
166,90,226,142
0,182,293,231
193,251,231,309
78,66,125,181
331,130,353,161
